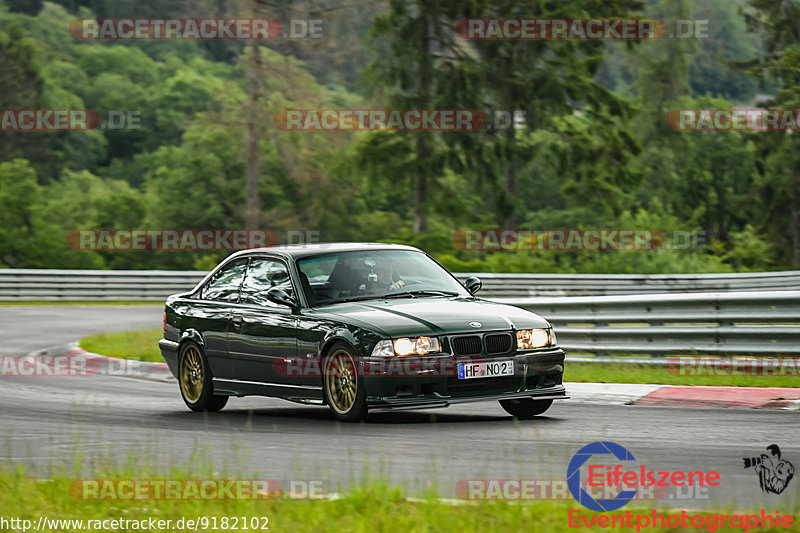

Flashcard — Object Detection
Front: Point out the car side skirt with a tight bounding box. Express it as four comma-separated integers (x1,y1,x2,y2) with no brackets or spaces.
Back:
211,377,324,404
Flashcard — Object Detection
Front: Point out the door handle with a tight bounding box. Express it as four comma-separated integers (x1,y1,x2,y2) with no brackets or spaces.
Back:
231,315,243,326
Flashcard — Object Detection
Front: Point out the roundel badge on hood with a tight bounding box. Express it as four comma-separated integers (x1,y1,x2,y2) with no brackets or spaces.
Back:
469,321,482,328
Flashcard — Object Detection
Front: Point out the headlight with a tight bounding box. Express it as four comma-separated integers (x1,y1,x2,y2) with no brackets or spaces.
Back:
393,337,416,356
394,336,442,356
371,339,395,357
516,328,552,350
373,336,442,356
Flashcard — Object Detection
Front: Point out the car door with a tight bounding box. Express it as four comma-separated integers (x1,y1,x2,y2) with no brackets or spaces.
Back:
229,256,299,385
192,257,249,379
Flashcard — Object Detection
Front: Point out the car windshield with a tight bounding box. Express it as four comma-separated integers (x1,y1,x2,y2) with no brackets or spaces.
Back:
296,249,469,306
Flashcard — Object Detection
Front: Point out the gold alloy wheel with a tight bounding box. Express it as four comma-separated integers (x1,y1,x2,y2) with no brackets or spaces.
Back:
179,345,204,403
324,349,358,415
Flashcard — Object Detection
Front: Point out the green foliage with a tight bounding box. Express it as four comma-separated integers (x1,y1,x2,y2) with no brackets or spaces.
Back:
0,159,44,267
0,0,795,274
0,160,102,268
737,1,800,268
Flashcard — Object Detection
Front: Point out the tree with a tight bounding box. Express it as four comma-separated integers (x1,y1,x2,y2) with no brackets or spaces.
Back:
366,0,467,233
0,16,60,178
245,1,264,230
0,159,42,267
447,0,645,226
739,0,800,267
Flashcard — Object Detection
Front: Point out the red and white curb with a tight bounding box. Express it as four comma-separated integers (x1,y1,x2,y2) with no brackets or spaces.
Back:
563,382,662,405
77,344,174,382
565,382,800,410
31,343,175,383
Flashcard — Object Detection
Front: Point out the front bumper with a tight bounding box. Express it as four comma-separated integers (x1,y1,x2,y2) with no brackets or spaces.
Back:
362,347,567,411
159,338,180,378
368,386,568,412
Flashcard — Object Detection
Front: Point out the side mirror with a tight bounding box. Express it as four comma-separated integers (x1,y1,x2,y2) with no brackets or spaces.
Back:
266,287,298,309
464,276,482,295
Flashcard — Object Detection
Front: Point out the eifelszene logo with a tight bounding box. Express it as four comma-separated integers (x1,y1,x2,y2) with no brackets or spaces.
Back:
567,441,721,512
743,444,795,495
568,442,637,511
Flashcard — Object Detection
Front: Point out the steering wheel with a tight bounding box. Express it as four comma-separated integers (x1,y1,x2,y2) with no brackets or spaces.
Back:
386,279,422,291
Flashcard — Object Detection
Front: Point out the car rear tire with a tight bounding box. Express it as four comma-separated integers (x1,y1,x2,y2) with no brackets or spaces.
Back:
499,398,553,419
178,341,228,412
322,342,367,422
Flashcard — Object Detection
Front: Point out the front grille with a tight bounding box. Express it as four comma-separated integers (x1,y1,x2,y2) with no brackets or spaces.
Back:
451,335,482,355
484,333,513,355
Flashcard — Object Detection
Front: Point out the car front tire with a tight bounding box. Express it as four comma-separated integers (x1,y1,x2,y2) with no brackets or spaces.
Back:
499,398,553,419
322,342,368,422
178,341,228,412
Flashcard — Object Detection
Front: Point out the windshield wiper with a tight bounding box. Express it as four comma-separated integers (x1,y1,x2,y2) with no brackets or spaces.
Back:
330,290,459,303
382,290,460,299
334,295,389,303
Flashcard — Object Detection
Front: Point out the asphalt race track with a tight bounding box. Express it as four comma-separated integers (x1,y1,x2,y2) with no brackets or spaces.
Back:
0,305,162,355
1,306,798,511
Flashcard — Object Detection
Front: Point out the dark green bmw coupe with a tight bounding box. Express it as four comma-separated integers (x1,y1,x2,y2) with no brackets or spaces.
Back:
159,243,567,421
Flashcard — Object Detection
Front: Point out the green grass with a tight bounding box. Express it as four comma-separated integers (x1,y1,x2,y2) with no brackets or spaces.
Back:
565,362,800,388
0,468,553,533
80,328,163,363
80,329,800,387
1,465,795,533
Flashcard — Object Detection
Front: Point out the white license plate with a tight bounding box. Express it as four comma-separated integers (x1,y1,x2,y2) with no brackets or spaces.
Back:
457,360,514,380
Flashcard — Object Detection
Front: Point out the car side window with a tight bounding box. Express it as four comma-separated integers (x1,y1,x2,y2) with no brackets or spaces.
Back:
240,257,295,307
200,258,248,302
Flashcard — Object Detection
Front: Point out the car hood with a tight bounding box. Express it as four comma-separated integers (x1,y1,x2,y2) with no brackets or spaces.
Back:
316,297,550,337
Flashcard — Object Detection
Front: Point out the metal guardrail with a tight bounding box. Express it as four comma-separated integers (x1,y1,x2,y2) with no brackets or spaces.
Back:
493,291,800,356
0,269,205,301
1,269,800,300
1,270,798,357
467,271,800,296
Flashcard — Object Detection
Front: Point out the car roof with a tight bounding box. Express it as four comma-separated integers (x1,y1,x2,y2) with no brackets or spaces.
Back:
227,242,421,260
